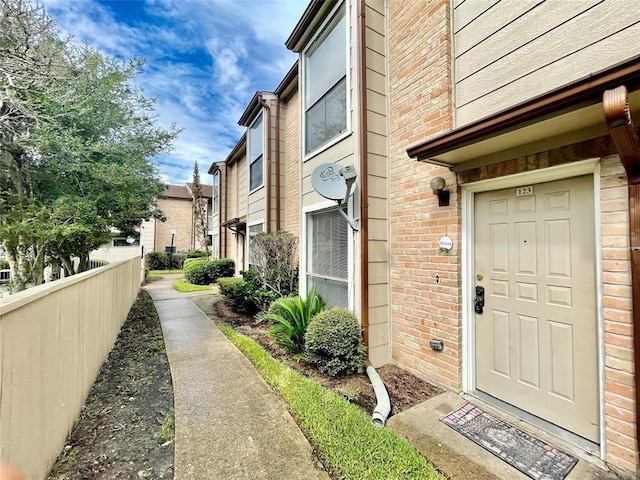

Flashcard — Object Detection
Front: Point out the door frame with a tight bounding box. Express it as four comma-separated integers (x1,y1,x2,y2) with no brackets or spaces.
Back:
460,158,606,455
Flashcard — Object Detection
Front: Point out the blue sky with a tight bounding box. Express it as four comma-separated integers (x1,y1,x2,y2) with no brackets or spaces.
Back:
42,0,308,185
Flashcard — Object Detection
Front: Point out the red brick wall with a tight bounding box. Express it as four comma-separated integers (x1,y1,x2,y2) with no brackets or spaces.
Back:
600,155,637,474
155,197,193,252
284,89,300,239
387,0,461,388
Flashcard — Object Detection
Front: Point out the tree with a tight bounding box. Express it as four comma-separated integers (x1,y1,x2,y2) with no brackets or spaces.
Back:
191,161,209,251
0,0,179,290
248,231,299,297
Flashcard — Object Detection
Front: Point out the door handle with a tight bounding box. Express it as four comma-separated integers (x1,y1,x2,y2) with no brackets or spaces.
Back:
475,286,485,314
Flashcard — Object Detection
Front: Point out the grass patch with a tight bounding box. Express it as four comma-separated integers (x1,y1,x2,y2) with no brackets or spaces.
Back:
172,279,211,293
149,269,184,275
218,325,444,480
157,411,174,442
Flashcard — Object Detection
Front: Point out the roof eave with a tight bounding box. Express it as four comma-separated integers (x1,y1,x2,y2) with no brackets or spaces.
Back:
407,54,640,162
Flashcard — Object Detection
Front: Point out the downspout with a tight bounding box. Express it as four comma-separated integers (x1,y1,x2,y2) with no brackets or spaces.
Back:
219,166,224,258
258,93,272,233
358,0,370,357
223,164,228,257
603,85,640,470
275,96,282,231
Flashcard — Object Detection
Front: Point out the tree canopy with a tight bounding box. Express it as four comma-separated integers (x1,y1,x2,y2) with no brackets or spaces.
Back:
0,0,180,290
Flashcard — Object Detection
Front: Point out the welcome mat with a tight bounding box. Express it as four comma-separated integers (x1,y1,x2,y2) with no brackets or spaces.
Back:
441,403,578,480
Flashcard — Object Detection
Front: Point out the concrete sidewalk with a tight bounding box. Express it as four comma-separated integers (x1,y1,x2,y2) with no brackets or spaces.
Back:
144,276,328,480
146,276,620,480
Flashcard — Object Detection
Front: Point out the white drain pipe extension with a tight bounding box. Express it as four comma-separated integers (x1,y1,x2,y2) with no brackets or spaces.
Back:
366,366,391,427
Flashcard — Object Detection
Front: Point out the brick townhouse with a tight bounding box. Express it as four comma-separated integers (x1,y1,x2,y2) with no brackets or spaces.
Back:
141,183,213,254
211,0,640,476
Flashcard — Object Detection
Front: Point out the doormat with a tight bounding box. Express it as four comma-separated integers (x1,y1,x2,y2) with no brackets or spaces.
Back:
441,403,578,480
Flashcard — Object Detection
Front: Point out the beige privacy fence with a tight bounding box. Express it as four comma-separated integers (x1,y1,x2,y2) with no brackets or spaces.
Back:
0,257,142,479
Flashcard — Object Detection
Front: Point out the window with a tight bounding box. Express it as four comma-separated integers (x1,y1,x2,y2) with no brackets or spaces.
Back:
306,208,348,308
212,233,219,258
248,113,264,191
303,3,347,155
113,238,139,247
213,171,220,215
247,222,264,268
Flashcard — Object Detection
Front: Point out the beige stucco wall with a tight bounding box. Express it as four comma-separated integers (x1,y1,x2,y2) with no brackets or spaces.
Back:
0,258,141,480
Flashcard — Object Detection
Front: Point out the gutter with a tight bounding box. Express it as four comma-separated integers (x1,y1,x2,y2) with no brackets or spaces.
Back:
258,93,272,233
603,85,640,470
358,0,369,356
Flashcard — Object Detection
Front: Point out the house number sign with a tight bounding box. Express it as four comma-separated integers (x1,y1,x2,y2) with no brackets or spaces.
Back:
517,186,533,196
438,236,453,252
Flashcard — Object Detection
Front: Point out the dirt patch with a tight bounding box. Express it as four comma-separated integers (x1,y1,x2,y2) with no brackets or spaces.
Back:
47,290,174,480
193,296,444,418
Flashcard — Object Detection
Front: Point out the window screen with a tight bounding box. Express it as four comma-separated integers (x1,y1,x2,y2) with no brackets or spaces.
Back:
303,4,347,154
306,208,348,308
247,223,264,267
249,114,264,191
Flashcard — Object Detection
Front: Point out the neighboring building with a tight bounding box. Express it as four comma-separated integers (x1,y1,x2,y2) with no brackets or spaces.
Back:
148,183,213,254
210,0,640,476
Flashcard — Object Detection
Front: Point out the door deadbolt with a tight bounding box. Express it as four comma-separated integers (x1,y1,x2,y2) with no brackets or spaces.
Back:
475,286,485,314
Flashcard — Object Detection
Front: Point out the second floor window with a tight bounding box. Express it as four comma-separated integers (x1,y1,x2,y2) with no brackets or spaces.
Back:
303,3,347,155
249,113,264,192
213,171,220,215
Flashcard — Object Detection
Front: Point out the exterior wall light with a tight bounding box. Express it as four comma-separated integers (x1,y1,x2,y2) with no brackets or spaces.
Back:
430,176,450,207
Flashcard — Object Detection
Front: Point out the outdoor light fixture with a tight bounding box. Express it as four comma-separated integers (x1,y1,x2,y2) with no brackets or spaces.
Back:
430,176,450,207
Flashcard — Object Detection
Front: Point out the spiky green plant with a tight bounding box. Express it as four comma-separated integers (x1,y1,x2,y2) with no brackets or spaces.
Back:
262,288,325,354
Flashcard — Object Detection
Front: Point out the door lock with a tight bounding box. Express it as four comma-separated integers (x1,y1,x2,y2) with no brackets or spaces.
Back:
475,286,485,314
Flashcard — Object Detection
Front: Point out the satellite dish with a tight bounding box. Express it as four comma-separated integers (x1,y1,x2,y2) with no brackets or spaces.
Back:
311,163,355,201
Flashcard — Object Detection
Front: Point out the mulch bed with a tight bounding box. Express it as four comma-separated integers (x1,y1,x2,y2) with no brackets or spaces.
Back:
47,290,174,480
209,298,444,417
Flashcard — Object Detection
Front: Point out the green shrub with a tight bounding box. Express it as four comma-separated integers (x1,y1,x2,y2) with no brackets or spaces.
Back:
262,288,325,354
0,259,9,269
218,277,259,315
183,257,206,268
241,269,279,311
146,251,186,270
184,258,234,285
186,249,208,258
305,307,365,376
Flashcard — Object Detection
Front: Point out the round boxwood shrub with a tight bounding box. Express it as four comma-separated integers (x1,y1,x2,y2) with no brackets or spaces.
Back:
305,307,365,377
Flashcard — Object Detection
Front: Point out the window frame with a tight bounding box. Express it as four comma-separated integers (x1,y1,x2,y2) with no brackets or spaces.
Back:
300,201,353,308
246,220,265,268
247,112,265,194
301,1,350,160
212,170,220,215
212,232,219,259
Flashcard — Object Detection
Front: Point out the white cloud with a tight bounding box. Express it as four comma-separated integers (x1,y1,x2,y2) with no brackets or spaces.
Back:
42,0,306,185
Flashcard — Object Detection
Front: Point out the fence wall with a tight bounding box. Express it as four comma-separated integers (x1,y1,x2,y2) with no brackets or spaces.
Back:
0,257,142,479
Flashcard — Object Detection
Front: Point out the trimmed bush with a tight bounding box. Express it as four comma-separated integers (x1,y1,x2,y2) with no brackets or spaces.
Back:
262,288,325,354
186,249,208,258
305,307,365,376
184,258,234,285
0,259,8,269
218,277,259,315
146,251,186,270
183,257,206,268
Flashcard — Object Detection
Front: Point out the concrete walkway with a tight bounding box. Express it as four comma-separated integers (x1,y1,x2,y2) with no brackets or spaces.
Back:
144,276,329,480
146,275,621,480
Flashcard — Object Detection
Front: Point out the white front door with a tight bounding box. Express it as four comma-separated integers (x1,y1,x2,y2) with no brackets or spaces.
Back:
474,174,599,442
